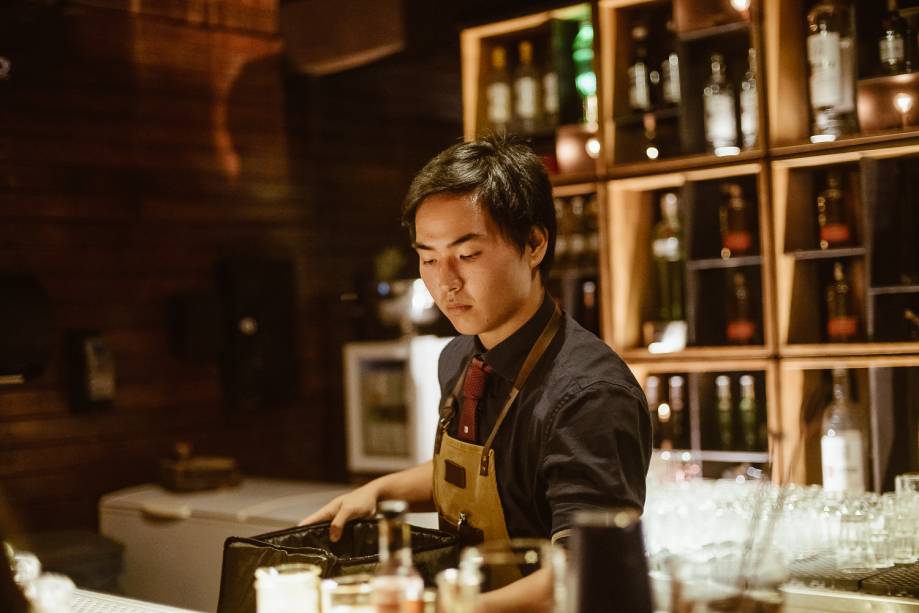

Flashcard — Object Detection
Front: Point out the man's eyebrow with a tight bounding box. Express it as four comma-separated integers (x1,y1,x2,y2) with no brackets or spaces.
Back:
412,233,484,251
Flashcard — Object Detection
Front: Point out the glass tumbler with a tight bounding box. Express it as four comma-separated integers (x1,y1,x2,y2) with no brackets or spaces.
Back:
254,563,321,613
320,574,373,613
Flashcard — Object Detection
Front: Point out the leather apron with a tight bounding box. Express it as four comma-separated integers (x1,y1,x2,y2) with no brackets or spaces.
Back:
432,307,562,585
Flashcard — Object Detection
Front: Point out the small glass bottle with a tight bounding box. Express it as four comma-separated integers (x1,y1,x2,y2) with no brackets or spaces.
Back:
826,261,858,342
879,0,909,75
738,374,759,451
740,48,759,149
817,170,851,249
821,368,866,494
652,193,685,322
484,47,512,135
719,182,754,258
726,270,756,345
628,23,652,112
703,53,738,152
715,375,734,450
807,0,858,139
660,21,681,107
669,375,687,450
371,500,424,613
513,40,543,134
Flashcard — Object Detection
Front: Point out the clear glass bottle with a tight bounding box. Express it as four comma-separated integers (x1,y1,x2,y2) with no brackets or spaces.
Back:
715,375,734,450
661,20,681,107
628,23,653,112
371,500,424,613
703,53,738,152
807,0,858,139
719,182,754,258
513,41,543,134
669,375,687,450
738,374,758,451
740,48,759,149
573,20,598,125
880,0,909,75
817,170,851,249
821,368,866,494
652,193,685,322
826,261,858,342
484,47,512,135
726,270,756,345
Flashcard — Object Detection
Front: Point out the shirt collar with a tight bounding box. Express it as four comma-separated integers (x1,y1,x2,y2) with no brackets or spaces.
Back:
476,291,556,383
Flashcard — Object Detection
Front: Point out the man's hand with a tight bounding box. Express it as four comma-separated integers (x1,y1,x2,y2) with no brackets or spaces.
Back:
298,482,380,542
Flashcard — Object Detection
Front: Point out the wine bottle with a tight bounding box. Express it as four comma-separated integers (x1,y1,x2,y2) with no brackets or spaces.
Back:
807,0,858,139
703,53,738,152
661,20,681,107
371,500,424,612
740,48,759,149
652,193,685,322
513,40,543,134
817,170,851,249
726,270,756,345
573,20,598,125
879,0,909,75
719,182,754,258
826,261,858,342
715,375,733,450
821,368,866,494
738,374,758,451
484,46,512,134
628,23,652,112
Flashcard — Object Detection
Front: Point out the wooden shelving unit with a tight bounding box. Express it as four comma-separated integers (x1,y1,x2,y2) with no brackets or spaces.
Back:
460,0,919,486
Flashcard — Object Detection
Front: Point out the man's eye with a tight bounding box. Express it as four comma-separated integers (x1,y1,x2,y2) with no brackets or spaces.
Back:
459,252,481,261
421,258,436,266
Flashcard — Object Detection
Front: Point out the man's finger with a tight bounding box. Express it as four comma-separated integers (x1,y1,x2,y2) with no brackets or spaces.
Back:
298,501,337,527
329,506,351,542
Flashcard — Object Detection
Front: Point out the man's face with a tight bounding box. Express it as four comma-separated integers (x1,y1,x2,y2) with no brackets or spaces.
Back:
413,192,545,348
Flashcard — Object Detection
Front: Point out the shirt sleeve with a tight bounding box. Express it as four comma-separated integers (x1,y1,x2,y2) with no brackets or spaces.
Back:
540,381,652,538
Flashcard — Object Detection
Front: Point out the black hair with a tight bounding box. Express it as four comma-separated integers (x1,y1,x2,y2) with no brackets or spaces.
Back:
401,134,556,279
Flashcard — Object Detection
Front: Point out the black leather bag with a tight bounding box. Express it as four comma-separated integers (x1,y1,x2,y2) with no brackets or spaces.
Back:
216,520,458,613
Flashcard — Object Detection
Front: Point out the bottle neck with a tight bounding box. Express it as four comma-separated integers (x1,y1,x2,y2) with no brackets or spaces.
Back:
378,516,411,566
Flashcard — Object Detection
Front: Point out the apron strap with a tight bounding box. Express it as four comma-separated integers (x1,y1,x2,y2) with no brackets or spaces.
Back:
479,306,563,476
434,355,471,455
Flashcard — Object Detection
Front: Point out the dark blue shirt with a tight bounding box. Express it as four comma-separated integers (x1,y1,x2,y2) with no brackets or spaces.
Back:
438,292,652,541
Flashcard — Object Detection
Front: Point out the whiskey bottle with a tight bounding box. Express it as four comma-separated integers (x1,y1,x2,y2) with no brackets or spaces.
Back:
669,375,687,450
628,23,653,112
726,270,756,345
807,0,858,139
484,47,512,134
738,374,759,451
817,170,851,249
719,182,754,258
660,20,681,107
821,368,866,494
826,261,858,342
703,53,738,152
880,0,909,75
740,48,759,150
371,500,424,612
715,375,734,450
573,19,598,125
513,40,543,134
652,193,685,322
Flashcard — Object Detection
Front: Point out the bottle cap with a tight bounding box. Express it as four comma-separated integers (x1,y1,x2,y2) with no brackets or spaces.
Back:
739,374,754,387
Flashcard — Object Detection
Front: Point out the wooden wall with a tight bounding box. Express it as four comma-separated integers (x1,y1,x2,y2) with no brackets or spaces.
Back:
0,0,464,536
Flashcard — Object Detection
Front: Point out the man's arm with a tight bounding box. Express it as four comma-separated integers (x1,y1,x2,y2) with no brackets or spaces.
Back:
299,460,433,541
475,568,554,613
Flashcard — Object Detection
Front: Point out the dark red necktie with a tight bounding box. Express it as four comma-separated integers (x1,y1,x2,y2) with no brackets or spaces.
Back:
457,357,492,443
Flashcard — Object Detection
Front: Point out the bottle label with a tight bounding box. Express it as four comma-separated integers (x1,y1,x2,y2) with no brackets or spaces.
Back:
629,63,651,110
820,223,851,245
727,319,756,342
808,32,842,109
543,71,559,114
821,431,865,493
740,87,758,147
704,93,737,147
723,231,753,253
652,237,681,262
828,315,857,340
514,77,538,119
880,35,905,65
487,82,511,124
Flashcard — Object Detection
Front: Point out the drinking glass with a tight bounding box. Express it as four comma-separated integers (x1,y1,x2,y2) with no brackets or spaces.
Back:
320,574,373,613
435,567,479,613
460,538,559,606
254,563,321,613
836,497,873,573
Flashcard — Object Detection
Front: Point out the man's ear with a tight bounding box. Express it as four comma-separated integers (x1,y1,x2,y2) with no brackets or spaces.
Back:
527,226,548,268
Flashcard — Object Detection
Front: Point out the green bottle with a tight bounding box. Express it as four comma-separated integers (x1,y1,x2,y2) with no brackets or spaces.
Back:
715,375,733,450
738,375,758,451
572,19,597,124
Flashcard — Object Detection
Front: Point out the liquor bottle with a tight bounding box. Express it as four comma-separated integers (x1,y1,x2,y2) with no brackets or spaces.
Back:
817,170,851,249
660,20,681,107
628,23,653,112
738,374,759,451
573,20,598,125
646,375,663,448
740,48,759,150
703,53,738,152
484,47,512,135
514,40,543,134
826,261,858,342
669,375,687,450
880,0,909,75
652,193,685,322
543,40,560,129
371,500,424,612
807,0,858,139
715,375,734,450
554,197,570,270
821,368,866,494
719,182,754,258
726,270,756,345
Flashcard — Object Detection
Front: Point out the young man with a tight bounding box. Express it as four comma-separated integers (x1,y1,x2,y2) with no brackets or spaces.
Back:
302,136,651,609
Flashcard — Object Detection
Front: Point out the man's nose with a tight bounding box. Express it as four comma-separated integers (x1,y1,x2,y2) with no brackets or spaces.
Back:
437,260,461,294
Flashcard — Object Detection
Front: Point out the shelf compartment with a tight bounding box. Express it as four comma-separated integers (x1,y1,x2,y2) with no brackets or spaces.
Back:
686,255,763,270
791,247,867,261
